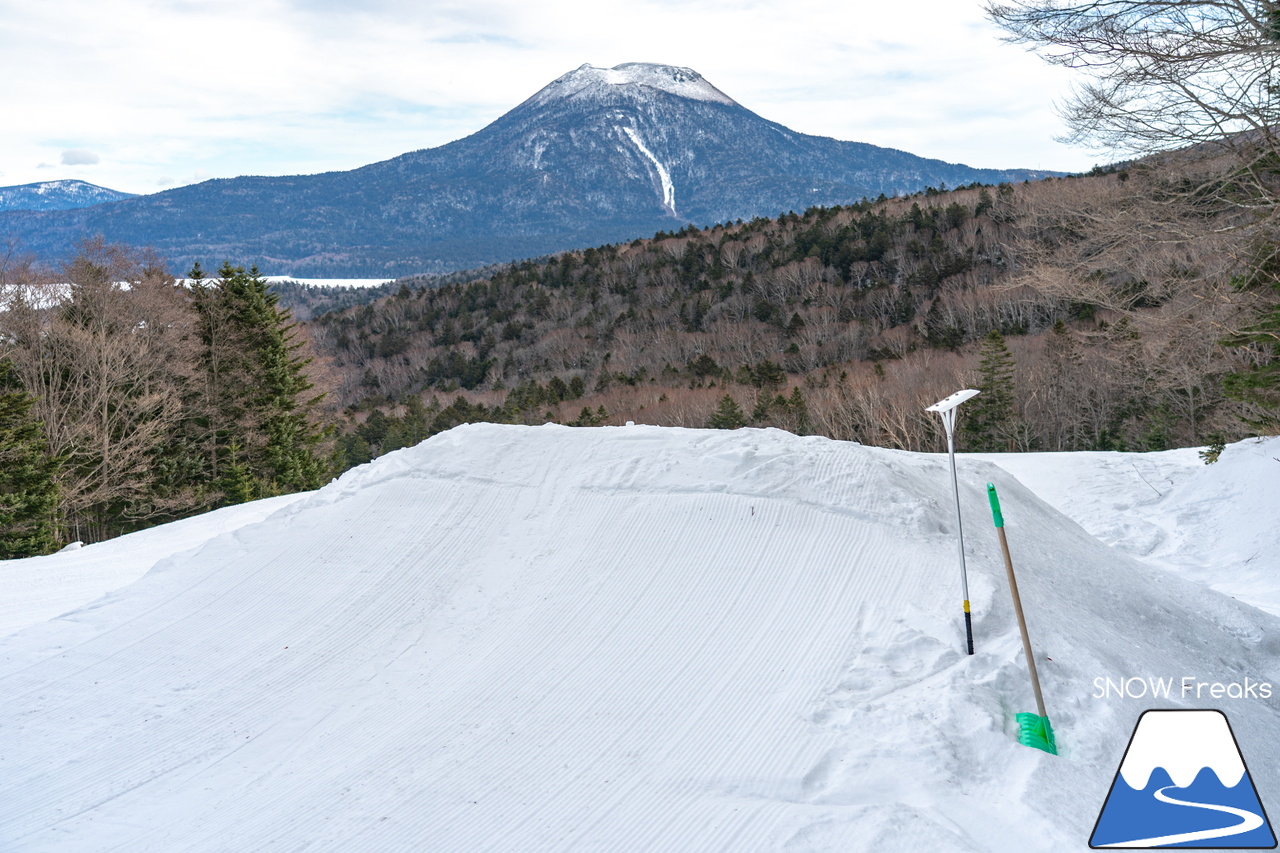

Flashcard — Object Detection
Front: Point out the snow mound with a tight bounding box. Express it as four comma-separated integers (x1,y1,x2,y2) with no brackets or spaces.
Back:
978,436,1280,616
1,424,1277,852
0,492,309,638
527,62,739,108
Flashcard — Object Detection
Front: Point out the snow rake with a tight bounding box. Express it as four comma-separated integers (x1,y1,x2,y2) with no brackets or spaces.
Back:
986,483,1057,756
926,390,981,655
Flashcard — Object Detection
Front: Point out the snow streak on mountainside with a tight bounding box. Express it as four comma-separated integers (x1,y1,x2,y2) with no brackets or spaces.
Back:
0,63,1063,277
621,125,677,214
1,425,1277,852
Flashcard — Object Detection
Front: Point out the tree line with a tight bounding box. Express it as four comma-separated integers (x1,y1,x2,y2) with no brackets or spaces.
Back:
3,159,1278,555
312,171,1275,457
0,239,329,552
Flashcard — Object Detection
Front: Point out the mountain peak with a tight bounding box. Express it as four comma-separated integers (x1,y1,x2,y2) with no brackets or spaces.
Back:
0,179,135,213
525,62,739,109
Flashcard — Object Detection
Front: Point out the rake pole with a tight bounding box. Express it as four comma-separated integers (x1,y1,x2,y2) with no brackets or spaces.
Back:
987,483,1055,754
987,484,1045,716
926,389,980,655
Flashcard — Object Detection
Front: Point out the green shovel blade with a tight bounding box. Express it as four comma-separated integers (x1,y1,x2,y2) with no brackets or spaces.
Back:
1016,712,1057,755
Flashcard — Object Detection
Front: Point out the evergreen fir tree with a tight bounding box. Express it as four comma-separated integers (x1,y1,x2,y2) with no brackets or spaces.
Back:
217,442,256,505
964,331,1019,451
786,386,811,435
1222,278,1280,430
708,394,747,429
191,264,329,501
0,361,61,558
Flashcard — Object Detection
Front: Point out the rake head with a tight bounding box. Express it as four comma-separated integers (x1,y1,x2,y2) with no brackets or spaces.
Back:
1016,712,1057,755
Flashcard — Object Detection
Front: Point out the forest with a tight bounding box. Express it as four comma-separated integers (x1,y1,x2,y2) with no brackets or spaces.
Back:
2,160,1278,555
0,243,329,550
314,168,1275,470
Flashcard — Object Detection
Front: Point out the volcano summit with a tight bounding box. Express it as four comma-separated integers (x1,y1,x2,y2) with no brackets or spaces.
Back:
0,63,1061,277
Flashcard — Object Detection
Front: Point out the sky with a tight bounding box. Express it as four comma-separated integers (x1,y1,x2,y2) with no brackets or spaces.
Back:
0,0,1100,196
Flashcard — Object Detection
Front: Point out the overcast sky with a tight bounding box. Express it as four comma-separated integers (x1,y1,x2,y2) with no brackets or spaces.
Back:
0,0,1098,196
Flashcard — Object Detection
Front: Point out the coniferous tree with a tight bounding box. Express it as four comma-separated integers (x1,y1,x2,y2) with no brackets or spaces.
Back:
218,441,256,505
191,263,329,501
0,361,61,558
708,394,747,429
786,386,811,435
964,331,1020,452
1222,278,1280,430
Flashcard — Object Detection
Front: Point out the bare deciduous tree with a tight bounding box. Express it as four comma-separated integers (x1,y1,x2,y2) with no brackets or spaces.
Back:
1,239,196,541
987,0,1280,260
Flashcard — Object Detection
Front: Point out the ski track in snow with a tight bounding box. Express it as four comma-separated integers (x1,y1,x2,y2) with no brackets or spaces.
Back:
1,425,1278,852
621,126,676,215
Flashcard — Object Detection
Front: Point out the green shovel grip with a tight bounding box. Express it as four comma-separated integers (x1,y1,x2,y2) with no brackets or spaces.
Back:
987,483,1004,528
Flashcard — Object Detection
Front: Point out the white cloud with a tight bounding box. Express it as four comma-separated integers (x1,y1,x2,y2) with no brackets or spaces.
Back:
61,148,99,166
0,0,1097,194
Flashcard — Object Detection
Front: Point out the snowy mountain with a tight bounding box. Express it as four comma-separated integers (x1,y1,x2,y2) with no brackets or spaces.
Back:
0,179,135,212
2,426,1277,852
0,63,1061,277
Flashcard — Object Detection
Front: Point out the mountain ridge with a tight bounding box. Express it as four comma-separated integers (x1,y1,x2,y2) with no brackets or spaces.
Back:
0,63,1064,277
0,179,136,212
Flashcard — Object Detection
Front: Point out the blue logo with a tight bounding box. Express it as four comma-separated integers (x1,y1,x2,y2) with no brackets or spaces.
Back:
1091,710,1276,848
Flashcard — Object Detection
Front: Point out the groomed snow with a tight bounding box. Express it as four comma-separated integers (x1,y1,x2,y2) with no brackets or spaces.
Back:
2,425,1277,852
0,492,309,638
974,436,1280,617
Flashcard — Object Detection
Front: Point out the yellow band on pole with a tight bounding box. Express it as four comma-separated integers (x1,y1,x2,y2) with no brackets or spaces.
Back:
963,600,971,613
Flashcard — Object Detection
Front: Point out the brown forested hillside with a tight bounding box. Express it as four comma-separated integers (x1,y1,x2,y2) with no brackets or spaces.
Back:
310,170,1266,468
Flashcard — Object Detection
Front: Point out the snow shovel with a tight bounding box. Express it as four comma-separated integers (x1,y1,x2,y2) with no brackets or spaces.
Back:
986,483,1057,756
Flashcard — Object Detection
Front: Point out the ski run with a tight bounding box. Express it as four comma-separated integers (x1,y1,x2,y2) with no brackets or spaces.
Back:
2,424,1277,852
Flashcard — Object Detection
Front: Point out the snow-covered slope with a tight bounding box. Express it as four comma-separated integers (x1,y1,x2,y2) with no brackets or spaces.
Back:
1,425,1277,852
524,63,739,108
0,493,309,639
975,436,1280,617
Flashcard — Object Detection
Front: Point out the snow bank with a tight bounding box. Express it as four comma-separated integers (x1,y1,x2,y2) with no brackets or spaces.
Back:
1,425,1276,852
978,436,1280,616
0,492,309,638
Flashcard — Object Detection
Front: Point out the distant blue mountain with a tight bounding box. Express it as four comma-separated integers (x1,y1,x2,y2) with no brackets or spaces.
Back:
0,63,1064,277
0,180,136,212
